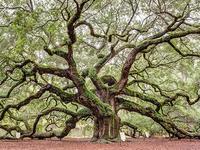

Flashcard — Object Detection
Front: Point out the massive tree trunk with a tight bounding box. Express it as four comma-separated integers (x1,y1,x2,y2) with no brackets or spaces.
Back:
92,114,120,142
91,97,120,142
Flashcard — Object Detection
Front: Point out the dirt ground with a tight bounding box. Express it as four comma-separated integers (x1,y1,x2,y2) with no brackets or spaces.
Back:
0,138,200,150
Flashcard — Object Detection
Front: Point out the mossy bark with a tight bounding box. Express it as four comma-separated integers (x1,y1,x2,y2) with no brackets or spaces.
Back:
91,97,120,142
91,114,120,142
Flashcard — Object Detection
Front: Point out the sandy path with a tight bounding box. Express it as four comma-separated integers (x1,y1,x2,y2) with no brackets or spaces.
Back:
0,138,200,150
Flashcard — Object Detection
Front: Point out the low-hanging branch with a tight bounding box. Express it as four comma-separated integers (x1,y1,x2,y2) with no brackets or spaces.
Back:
21,107,91,138
119,98,200,139
0,107,91,140
122,88,162,111
0,84,51,121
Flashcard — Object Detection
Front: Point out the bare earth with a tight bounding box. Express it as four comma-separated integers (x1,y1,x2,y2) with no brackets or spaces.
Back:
0,138,200,150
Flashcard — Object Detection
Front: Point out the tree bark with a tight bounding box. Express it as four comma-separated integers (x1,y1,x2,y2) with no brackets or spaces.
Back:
91,96,120,142
91,114,120,143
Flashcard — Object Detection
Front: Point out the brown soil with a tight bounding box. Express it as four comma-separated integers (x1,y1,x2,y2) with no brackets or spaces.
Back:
0,138,200,150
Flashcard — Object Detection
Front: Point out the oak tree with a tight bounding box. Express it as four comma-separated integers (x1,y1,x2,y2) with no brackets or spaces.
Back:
0,0,200,142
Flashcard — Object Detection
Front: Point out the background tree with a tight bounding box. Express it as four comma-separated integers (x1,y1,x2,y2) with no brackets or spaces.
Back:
0,0,200,142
